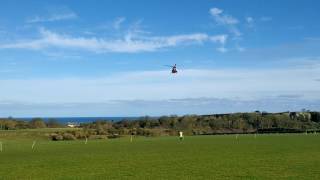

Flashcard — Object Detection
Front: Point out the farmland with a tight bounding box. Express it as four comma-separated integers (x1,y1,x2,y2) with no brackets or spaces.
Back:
0,131,319,179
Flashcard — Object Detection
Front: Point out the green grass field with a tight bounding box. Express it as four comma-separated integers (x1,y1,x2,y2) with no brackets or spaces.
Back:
0,132,319,179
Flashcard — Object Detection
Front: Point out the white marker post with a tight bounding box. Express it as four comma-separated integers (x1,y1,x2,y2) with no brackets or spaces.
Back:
32,141,36,150
85,137,88,144
130,135,133,142
179,131,184,141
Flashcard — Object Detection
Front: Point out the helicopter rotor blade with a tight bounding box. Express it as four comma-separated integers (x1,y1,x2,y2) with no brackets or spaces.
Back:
163,65,174,67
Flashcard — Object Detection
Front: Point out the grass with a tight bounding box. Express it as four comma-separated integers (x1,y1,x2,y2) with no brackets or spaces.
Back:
0,131,319,179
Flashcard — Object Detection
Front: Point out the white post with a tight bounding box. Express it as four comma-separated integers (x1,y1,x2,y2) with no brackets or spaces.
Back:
85,137,88,144
130,135,133,142
32,141,36,150
179,131,184,141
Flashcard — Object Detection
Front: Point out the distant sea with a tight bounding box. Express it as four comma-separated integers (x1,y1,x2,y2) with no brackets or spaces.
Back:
15,117,139,124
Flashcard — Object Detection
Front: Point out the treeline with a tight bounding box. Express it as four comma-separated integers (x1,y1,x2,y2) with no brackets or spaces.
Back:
1,111,320,140
0,118,64,130
80,111,320,137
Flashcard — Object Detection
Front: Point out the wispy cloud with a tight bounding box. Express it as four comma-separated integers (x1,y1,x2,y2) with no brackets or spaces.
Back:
42,51,82,59
211,34,228,52
0,65,319,104
235,46,245,52
246,17,254,28
281,56,320,69
1,65,320,116
26,8,77,23
209,8,239,25
216,47,228,53
209,7,243,51
246,17,254,24
113,17,126,29
1,97,319,117
0,28,227,53
209,7,241,37
210,34,228,45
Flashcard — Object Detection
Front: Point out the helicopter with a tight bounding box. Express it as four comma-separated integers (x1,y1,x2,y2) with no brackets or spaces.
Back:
164,64,178,74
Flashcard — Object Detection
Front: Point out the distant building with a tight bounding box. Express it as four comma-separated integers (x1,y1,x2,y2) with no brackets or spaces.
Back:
67,122,79,128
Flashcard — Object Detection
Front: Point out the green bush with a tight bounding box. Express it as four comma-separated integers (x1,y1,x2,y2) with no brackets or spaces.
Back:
62,133,77,140
29,118,46,128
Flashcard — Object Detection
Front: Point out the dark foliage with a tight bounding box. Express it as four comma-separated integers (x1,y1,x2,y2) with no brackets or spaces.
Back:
1,111,320,140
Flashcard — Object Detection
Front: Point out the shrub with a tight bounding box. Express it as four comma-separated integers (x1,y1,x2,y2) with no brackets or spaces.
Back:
62,133,76,140
50,133,63,141
73,130,88,139
46,119,63,128
29,118,46,128
89,135,108,139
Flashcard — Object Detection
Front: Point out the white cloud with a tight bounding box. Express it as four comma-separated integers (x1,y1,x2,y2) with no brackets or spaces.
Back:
246,17,254,28
245,17,255,31
209,8,223,16
230,27,242,37
0,28,227,53
210,34,228,45
2,97,319,117
216,47,228,53
26,8,77,23
280,56,320,69
0,65,319,104
211,35,228,53
113,17,126,29
246,17,254,24
209,7,241,39
209,7,239,25
236,46,245,52
159,33,209,46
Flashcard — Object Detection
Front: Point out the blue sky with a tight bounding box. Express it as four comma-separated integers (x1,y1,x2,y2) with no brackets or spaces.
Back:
0,0,320,117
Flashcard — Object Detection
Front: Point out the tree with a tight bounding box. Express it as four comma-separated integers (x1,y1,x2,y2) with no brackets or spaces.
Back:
46,119,62,128
311,112,320,122
4,120,17,130
29,118,46,128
